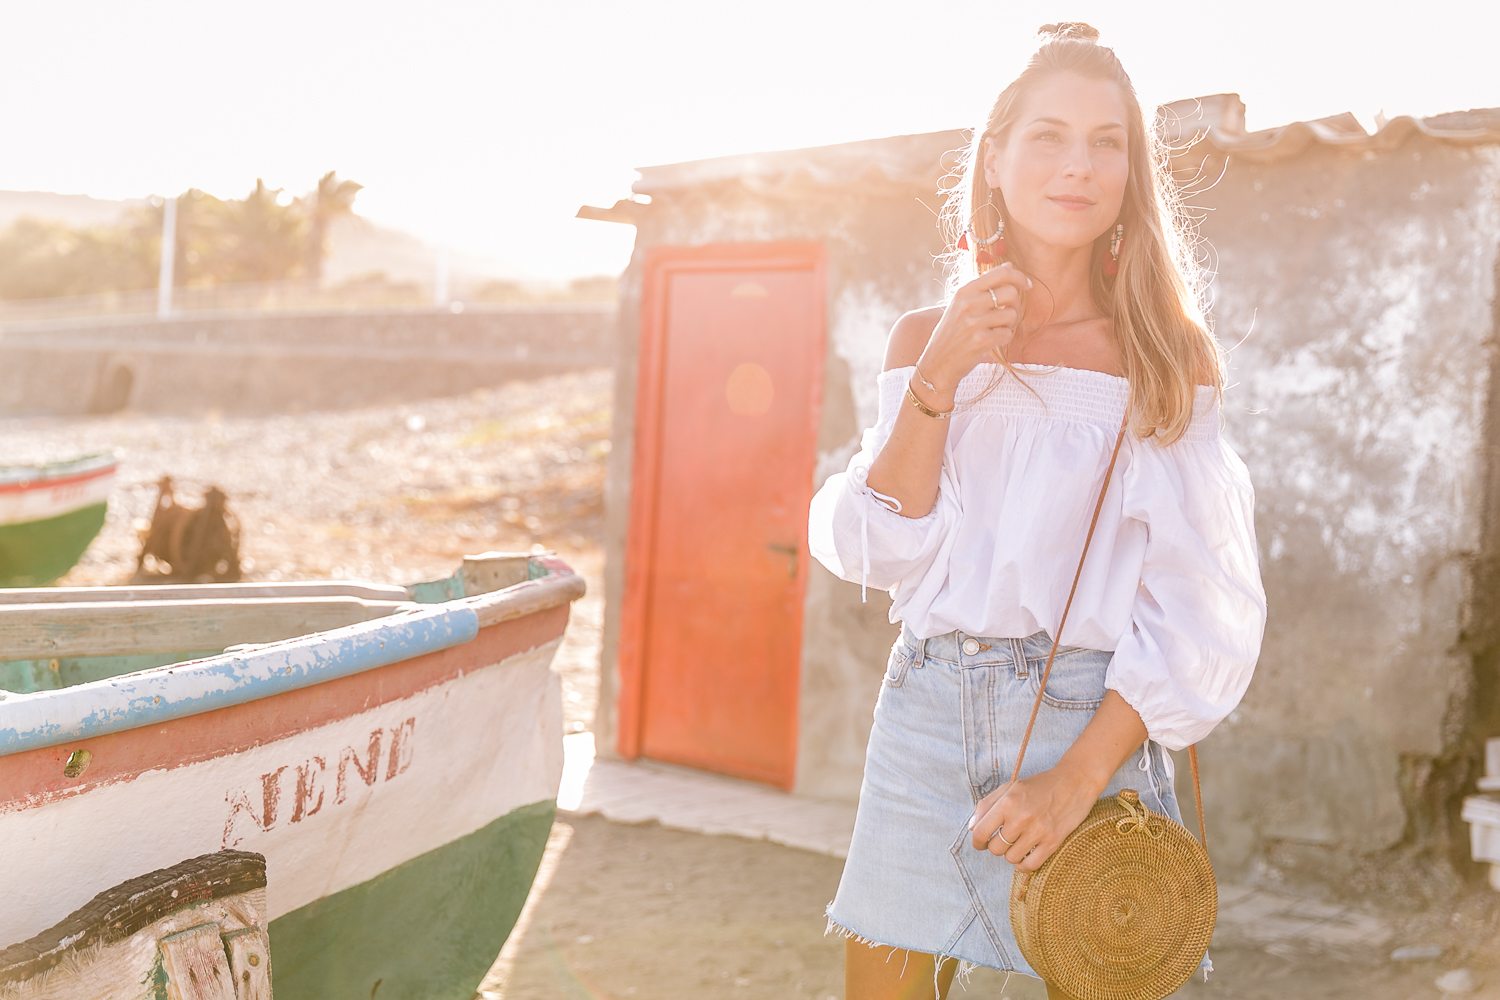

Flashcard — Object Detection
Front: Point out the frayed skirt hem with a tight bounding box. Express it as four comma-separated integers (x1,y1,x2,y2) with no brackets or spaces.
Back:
823,901,1027,998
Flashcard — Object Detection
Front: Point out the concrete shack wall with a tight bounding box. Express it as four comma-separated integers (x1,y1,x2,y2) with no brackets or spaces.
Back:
597,174,956,800
600,134,1500,889
1201,140,1500,885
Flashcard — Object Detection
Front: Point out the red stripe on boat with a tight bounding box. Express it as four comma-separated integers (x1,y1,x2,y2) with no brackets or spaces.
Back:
0,605,567,812
0,463,118,496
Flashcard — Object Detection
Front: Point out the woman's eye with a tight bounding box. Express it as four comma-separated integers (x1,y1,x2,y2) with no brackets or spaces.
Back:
1035,132,1120,148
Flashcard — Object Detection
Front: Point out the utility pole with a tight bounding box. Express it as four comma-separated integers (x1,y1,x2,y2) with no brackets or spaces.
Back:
434,245,450,309
156,195,177,319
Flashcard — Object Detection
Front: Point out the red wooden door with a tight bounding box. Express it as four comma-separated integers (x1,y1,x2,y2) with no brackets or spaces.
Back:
619,242,824,789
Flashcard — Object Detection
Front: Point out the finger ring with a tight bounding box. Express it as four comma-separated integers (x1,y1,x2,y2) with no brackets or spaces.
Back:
988,288,1001,310
989,826,1016,847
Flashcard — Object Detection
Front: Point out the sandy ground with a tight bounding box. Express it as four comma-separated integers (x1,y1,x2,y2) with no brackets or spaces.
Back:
13,368,1500,999
480,815,1500,1000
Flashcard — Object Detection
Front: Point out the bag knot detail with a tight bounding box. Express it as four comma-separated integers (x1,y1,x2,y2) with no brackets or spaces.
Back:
1113,789,1164,840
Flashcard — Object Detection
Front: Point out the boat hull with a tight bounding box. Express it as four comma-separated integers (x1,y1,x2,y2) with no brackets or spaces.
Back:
271,798,555,999
0,596,567,999
0,453,115,587
0,501,109,587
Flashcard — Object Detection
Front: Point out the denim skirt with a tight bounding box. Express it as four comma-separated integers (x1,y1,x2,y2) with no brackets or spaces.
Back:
825,624,1214,995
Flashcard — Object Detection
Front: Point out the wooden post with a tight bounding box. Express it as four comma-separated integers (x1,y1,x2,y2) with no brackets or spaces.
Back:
160,924,237,999
224,929,272,1000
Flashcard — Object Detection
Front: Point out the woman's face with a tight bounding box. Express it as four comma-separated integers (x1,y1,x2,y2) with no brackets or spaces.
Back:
982,71,1130,255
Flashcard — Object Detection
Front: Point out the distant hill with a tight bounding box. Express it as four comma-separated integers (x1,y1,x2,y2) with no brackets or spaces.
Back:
321,213,500,286
0,189,506,288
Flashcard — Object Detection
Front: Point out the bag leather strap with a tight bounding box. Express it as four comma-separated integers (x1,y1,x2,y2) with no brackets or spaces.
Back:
1002,406,1209,856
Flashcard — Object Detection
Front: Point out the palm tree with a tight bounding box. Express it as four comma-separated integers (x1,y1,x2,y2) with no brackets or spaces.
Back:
303,171,363,286
218,179,307,284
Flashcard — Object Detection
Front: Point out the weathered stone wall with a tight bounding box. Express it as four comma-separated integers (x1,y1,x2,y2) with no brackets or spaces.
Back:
0,306,616,416
1202,140,1500,886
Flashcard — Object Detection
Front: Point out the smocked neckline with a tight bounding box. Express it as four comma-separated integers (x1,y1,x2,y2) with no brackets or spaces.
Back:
998,361,1130,383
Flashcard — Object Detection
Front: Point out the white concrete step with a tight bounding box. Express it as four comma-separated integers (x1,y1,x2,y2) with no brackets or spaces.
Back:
556,731,857,857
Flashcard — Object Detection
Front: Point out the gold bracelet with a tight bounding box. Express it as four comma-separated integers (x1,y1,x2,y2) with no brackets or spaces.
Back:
906,380,953,419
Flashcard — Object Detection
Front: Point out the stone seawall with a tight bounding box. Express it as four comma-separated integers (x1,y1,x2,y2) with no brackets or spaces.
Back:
0,306,617,415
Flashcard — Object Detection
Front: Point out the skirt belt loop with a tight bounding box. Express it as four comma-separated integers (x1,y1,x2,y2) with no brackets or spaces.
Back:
905,624,929,663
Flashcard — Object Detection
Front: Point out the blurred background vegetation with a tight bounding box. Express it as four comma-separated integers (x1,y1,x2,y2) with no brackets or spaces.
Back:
0,172,616,314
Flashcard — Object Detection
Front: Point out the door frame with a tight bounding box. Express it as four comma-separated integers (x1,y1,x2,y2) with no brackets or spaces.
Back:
616,240,826,788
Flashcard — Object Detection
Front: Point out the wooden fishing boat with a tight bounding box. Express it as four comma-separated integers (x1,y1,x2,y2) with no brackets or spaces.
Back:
0,453,117,587
0,550,582,1000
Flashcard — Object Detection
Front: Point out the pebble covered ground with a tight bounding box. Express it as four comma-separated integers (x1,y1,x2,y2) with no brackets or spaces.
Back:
4,367,612,733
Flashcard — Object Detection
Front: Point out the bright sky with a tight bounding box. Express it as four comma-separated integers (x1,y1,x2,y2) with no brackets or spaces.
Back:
3,1,1497,281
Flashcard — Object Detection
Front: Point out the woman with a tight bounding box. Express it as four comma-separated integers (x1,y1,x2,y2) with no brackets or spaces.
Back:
806,22,1267,1000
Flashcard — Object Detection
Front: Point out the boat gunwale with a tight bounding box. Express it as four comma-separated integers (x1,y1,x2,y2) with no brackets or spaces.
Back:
0,452,118,491
0,560,583,759
0,580,412,605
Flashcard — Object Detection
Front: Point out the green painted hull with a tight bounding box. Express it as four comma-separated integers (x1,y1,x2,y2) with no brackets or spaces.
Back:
269,799,556,1000
0,501,108,587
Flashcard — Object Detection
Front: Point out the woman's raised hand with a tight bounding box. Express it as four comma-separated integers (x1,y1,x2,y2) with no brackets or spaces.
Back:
916,263,1032,397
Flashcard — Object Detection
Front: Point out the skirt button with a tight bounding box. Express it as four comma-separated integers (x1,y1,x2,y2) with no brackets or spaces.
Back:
961,637,981,655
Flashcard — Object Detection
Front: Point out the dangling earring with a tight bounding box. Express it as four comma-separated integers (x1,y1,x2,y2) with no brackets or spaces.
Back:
1104,223,1124,277
957,198,1007,272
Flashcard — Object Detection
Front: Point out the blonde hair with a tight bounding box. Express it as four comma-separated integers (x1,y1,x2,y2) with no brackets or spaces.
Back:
937,21,1224,445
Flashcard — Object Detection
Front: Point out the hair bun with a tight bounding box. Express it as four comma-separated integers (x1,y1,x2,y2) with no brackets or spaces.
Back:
1038,21,1100,42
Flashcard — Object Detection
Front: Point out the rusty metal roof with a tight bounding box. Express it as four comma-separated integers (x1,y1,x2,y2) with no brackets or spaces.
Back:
614,94,1500,199
1174,94,1500,161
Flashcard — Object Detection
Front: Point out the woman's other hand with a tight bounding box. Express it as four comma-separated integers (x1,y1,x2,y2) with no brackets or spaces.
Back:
917,262,1032,394
967,761,1098,872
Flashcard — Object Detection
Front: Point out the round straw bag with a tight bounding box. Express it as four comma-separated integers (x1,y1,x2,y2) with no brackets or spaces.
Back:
1009,789,1216,999
1001,407,1217,1000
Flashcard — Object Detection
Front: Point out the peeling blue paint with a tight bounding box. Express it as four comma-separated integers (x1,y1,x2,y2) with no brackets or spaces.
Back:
0,606,479,758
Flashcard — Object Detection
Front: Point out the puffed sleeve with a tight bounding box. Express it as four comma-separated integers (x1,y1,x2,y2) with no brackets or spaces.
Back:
1104,427,1268,750
807,367,959,603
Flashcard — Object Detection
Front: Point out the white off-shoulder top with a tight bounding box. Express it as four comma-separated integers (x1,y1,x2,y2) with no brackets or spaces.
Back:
806,362,1268,751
